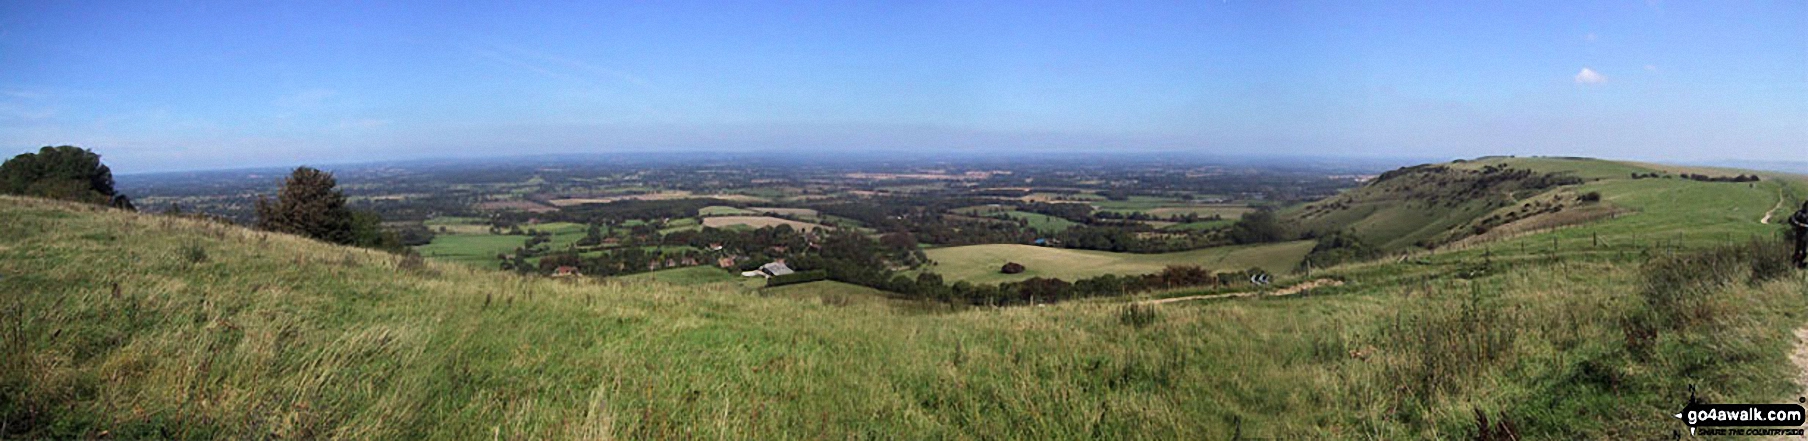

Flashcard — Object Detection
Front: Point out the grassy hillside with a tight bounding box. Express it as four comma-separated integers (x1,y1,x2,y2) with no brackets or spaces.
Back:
1446,156,1658,180
1289,159,1606,250
615,265,746,286
3,158,1807,439
922,241,1315,284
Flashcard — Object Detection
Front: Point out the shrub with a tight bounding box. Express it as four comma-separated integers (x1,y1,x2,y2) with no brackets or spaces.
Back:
1000,262,1025,274
1579,191,1602,202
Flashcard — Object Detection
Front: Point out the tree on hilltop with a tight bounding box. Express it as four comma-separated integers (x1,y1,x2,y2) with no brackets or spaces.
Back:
0,145,134,209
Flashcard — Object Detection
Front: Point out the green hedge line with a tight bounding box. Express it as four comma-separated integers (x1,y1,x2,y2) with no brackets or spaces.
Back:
766,269,829,287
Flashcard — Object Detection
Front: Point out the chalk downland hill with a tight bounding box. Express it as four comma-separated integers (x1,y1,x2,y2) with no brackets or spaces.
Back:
1289,158,1613,251
3,156,1807,439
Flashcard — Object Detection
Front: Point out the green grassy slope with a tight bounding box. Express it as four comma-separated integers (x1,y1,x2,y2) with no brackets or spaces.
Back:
1447,156,1658,180
3,158,1806,439
1288,157,1668,251
615,265,744,286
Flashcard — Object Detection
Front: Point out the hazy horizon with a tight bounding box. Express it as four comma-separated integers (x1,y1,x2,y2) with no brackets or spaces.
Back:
3,1,1804,173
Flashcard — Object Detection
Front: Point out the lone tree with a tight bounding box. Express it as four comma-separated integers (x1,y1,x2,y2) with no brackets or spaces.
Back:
256,166,355,244
0,145,134,209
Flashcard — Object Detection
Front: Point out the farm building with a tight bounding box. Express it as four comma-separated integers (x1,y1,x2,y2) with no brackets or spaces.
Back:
551,266,581,277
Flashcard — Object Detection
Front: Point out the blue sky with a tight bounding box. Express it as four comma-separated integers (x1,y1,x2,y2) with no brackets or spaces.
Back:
1,1,1802,173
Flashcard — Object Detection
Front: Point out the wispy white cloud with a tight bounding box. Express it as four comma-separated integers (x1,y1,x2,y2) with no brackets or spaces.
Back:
467,43,654,89
1584,32,1598,42
1644,64,1658,72
1574,68,1607,85
0,102,56,121
1,89,49,100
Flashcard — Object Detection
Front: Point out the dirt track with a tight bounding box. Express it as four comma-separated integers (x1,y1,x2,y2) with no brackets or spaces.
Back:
1763,327,1808,441
1140,278,1343,305
1760,188,1785,225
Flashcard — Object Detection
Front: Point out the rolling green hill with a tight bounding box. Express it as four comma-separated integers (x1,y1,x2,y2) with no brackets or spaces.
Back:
1284,156,1802,253
1287,158,1622,250
3,157,1806,439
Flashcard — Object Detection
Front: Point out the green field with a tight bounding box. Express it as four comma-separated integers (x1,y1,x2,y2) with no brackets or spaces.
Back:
420,216,492,235
1002,211,1078,233
923,241,1316,284
1090,197,1250,220
416,233,525,267
698,205,757,216
1090,195,1193,212
6,158,1808,439
946,206,1077,233
416,219,593,268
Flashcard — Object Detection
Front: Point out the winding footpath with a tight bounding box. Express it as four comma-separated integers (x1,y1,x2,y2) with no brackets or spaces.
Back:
1763,328,1808,441
1760,188,1785,225
1139,278,1343,305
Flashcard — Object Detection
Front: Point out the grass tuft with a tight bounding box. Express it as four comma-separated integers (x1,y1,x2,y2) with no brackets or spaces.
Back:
179,242,208,265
